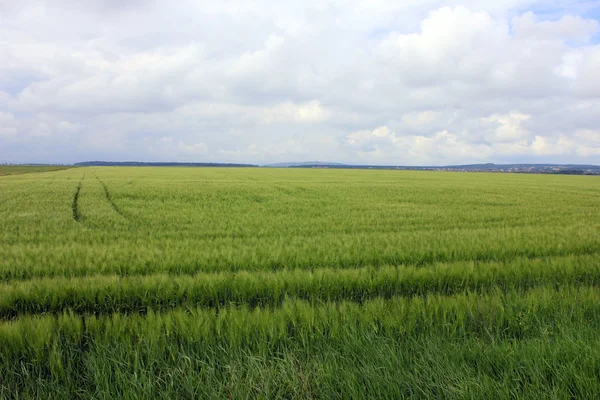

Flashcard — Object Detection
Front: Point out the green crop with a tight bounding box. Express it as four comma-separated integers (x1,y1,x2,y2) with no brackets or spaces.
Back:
0,165,73,176
1,166,599,398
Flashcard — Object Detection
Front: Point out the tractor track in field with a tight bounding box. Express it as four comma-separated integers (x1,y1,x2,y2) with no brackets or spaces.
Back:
93,172,128,219
72,174,85,222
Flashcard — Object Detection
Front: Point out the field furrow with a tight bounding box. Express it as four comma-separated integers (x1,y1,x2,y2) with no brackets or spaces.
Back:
71,175,84,222
1,254,599,318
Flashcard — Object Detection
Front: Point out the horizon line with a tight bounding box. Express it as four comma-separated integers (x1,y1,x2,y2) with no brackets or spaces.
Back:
3,161,600,168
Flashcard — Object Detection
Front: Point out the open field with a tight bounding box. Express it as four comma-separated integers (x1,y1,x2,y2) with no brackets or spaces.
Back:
0,165,73,176
1,167,599,398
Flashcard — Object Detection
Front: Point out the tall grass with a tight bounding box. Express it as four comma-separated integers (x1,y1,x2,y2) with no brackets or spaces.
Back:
1,287,600,398
1,167,599,280
1,254,600,317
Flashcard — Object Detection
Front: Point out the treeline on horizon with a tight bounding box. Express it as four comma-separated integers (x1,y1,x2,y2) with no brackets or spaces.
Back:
3,161,598,175
74,161,258,167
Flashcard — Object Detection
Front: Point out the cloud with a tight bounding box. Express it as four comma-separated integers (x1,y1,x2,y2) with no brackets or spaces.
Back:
346,121,600,164
531,135,574,155
401,111,441,128
151,137,208,159
346,125,492,164
176,141,209,156
377,7,510,85
513,12,599,42
482,112,531,143
262,101,330,124
0,112,18,138
555,46,600,96
0,1,599,165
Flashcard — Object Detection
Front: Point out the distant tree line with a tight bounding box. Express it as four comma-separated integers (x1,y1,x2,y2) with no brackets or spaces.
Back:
74,161,258,167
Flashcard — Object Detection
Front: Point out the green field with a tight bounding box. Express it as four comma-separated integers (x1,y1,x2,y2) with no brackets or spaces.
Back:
1,167,599,398
0,165,73,176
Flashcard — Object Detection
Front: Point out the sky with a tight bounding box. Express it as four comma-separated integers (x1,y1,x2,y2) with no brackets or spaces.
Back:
1,0,599,166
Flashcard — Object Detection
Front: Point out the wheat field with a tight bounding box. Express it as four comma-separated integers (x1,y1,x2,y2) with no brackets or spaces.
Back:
1,167,599,398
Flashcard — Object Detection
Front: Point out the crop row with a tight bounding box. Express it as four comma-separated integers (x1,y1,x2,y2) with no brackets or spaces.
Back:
3,330,599,399
1,254,600,318
2,286,600,398
3,285,600,354
2,233,600,281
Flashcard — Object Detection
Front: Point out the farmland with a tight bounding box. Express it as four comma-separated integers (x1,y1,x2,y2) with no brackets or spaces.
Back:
1,167,599,398
0,165,73,176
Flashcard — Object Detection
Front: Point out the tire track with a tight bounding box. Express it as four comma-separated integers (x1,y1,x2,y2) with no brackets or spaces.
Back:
72,174,85,222
93,172,128,219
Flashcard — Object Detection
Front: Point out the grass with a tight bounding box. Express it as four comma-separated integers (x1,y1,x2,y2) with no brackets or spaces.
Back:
2,288,600,398
1,254,600,317
0,165,73,176
0,166,599,398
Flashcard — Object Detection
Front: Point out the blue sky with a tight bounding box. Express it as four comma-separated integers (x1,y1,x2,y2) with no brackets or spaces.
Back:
1,0,599,165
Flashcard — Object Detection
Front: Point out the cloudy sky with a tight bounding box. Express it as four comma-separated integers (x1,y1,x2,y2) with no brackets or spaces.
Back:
1,0,599,165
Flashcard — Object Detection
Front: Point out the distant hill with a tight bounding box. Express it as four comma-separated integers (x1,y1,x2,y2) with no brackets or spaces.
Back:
267,162,600,175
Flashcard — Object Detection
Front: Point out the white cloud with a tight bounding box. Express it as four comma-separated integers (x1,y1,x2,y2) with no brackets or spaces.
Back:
401,111,440,128
346,126,395,152
346,125,492,164
531,135,573,155
482,112,531,143
177,141,208,155
229,35,286,79
574,130,600,156
150,137,208,159
263,101,330,124
554,51,585,78
577,146,600,157
0,112,18,137
0,1,599,165
513,12,599,42
377,7,510,85
346,122,600,164
56,121,80,133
